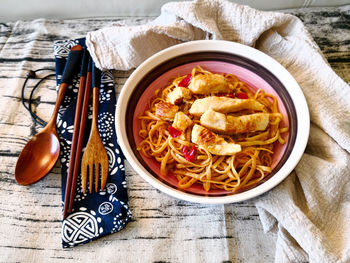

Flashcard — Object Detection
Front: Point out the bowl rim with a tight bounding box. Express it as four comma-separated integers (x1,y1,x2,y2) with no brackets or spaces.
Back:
116,40,310,204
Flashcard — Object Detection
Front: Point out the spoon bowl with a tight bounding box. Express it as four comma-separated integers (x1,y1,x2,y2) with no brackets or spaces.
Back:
15,129,60,185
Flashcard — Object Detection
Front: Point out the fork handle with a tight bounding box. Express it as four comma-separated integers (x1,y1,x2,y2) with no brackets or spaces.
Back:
91,86,100,130
92,63,101,89
91,64,101,133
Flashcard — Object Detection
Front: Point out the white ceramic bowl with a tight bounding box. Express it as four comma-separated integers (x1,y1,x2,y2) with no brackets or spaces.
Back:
116,40,309,204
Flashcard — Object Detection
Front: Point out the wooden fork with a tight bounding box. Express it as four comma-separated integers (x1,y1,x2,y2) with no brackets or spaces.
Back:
81,65,109,193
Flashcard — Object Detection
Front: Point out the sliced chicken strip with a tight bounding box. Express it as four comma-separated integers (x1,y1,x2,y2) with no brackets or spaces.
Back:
173,112,193,131
167,86,192,105
200,109,269,134
188,74,232,94
189,96,265,116
155,101,179,121
191,124,241,155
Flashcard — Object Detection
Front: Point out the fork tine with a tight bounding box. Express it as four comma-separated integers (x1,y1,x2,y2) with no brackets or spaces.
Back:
81,159,88,194
89,163,94,194
95,163,100,193
100,160,108,191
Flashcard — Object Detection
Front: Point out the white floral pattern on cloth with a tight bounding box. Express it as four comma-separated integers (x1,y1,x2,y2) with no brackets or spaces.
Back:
54,38,132,248
98,112,114,142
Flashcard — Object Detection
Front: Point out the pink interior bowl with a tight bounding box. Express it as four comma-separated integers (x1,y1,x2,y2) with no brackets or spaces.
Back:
116,40,309,204
132,61,290,196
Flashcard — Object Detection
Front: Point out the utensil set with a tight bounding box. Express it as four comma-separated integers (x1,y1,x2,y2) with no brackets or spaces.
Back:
15,45,109,219
15,45,83,186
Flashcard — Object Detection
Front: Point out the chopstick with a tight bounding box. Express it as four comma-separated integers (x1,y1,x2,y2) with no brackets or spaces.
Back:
68,57,92,213
63,49,90,219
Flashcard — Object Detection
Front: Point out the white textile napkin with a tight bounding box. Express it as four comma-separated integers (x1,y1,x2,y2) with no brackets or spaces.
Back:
86,0,350,262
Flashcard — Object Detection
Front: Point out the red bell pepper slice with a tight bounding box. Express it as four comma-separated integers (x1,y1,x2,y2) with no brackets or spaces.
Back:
236,92,249,99
182,145,196,162
168,126,182,138
178,74,192,87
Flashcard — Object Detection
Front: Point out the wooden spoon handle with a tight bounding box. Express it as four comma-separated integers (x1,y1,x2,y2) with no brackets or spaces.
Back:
47,82,69,129
46,45,83,130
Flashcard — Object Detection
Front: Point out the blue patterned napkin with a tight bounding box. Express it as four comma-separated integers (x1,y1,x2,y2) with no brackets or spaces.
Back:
54,38,132,248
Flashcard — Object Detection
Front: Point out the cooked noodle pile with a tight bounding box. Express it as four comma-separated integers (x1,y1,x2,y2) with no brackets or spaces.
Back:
137,66,288,192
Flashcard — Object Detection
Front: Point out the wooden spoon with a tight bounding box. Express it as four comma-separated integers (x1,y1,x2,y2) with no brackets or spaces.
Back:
15,45,83,185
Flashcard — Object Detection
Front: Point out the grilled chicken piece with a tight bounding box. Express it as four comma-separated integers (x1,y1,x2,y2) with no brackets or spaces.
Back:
191,124,241,155
188,74,232,95
192,124,216,145
155,101,179,121
189,96,265,116
200,109,269,134
173,112,193,131
167,86,192,105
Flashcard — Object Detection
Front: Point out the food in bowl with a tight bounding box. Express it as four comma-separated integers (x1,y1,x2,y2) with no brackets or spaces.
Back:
136,66,289,193
117,40,309,204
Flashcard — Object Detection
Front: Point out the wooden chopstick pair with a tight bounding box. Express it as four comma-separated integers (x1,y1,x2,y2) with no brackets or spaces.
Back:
63,49,91,219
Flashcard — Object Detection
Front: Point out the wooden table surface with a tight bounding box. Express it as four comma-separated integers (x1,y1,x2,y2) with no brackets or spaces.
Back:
0,5,349,263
